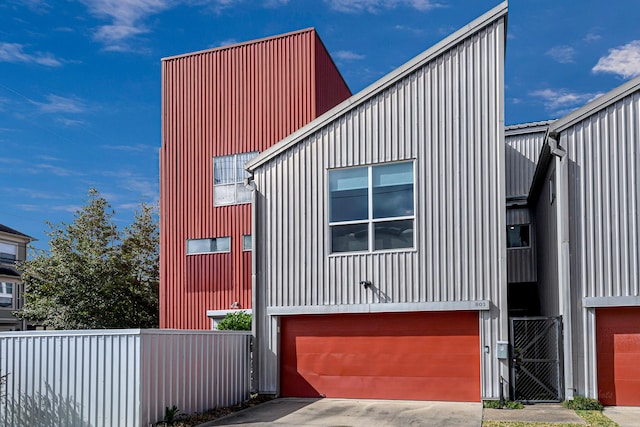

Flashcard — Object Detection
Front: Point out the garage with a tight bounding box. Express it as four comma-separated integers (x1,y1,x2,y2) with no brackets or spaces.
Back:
280,310,480,401
596,307,640,406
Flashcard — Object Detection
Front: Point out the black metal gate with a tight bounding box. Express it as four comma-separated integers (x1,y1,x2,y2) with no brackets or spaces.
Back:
510,316,563,402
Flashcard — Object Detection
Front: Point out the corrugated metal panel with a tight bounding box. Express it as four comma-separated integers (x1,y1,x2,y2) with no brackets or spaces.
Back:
160,29,351,329
254,15,507,398
565,91,640,299
505,130,546,198
506,207,536,283
0,330,251,427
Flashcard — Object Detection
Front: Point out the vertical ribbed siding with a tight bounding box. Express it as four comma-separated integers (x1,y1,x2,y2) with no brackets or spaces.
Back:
160,29,351,329
505,130,547,198
314,35,352,116
506,207,537,283
565,92,640,299
0,330,251,427
254,16,507,397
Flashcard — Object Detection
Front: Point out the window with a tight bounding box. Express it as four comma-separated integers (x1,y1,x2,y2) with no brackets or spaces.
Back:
329,162,414,253
0,242,17,263
242,235,252,251
0,282,13,308
507,225,530,248
186,237,231,255
213,152,258,206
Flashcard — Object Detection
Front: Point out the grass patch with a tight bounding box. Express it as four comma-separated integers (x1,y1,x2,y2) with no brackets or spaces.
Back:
563,396,603,411
482,410,619,427
575,410,619,427
484,400,525,409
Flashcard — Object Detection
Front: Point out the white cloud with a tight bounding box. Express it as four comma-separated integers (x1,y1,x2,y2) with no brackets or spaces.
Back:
101,143,158,154
394,25,423,35
32,94,85,114
530,88,603,116
546,45,575,64
325,0,443,13
584,31,601,43
593,40,640,79
334,50,365,61
0,42,62,67
79,0,174,51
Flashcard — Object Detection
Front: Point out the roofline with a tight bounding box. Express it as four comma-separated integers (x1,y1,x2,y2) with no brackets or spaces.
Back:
505,120,554,136
161,27,316,62
549,74,640,134
0,228,34,242
246,1,509,171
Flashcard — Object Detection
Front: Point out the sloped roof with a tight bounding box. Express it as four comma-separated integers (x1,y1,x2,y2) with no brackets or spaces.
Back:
549,74,640,134
246,1,509,171
161,27,316,62
505,120,554,136
0,224,32,240
0,265,20,278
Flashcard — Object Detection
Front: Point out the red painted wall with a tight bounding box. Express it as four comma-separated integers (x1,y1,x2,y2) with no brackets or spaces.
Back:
160,29,351,329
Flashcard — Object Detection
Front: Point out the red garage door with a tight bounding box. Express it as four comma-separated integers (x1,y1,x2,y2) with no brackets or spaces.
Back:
597,307,640,406
280,311,480,401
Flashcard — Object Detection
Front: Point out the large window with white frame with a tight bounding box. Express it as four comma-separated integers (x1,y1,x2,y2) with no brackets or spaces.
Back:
186,237,231,255
329,161,415,253
213,152,258,206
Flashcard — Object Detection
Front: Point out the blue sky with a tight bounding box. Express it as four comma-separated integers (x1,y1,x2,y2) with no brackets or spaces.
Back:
1,0,638,250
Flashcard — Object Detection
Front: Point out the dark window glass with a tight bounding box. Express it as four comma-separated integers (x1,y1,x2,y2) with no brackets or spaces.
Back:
329,168,368,222
331,223,368,253
507,225,530,248
373,163,414,219
374,220,414,250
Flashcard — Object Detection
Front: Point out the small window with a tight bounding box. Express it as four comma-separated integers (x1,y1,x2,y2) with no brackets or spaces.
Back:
329,161,415,253
186,237,231,255
0,242,17,263
242,235,252,251
507,225,530,248
0,282,13,308
214,152,258,206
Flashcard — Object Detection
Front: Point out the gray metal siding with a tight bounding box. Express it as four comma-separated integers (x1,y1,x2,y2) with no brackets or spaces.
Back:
254,17,507,398
505,130,546,198
506,207,537,283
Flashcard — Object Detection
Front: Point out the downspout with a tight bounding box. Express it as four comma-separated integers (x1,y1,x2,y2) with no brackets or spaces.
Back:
244,173,258,393
549,132,574,400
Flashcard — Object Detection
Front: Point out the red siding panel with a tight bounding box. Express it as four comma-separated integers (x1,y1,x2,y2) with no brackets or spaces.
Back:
160,29,351,329
596,307,640,406
280,311,481,401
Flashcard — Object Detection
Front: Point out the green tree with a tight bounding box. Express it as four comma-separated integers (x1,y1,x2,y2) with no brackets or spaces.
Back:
16,189,159,329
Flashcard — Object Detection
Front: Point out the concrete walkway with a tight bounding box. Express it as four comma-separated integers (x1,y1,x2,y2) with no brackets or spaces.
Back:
202,398,483,427
603,406,640,427
483,403,587,424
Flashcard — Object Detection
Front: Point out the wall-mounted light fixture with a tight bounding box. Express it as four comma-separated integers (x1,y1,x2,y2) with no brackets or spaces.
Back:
360,280,372,289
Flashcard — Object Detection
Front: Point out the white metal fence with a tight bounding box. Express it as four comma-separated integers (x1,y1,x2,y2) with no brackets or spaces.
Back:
0,329,251,427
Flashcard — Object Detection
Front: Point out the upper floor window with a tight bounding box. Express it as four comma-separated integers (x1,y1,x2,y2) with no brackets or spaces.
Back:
186,237,231,255
507,224,530,248
0,242,17,263
329,161,414,253
214,152,258,206
0,282,13,308
242,235,252,251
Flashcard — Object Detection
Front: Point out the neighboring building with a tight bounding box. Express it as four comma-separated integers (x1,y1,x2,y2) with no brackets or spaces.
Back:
246,3,508,401
159,29,351,329
0,224,32,331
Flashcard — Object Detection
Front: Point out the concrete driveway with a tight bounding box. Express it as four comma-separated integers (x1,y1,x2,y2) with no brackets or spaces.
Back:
202,398,482,427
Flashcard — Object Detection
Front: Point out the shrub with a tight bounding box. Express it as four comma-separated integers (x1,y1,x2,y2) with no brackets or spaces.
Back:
563,395,603,411
217,311,252,331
